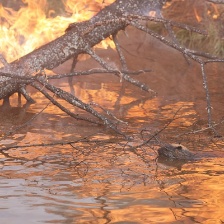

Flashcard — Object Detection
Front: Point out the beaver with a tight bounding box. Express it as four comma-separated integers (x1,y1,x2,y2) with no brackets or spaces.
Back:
158,144,195,161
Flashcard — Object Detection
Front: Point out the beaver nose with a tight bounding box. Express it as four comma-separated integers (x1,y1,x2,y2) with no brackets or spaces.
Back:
176,146,183,150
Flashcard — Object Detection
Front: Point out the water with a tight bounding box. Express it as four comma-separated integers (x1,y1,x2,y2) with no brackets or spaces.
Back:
1,27,224,224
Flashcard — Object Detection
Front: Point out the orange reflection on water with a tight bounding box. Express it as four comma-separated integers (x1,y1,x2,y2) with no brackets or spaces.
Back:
155,158,224,221
161,101,196,128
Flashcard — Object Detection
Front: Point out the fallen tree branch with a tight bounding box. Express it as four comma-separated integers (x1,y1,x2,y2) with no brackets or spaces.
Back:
0,0,164,99
0,0,165,135
1,0,223,137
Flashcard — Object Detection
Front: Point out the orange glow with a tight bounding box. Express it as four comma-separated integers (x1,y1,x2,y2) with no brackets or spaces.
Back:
194,3,220,23
211,4,219,19
207,4,220,20
193,7,202,23
0,0,115,63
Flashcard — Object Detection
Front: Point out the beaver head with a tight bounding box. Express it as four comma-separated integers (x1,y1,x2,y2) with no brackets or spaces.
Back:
158,144,194,160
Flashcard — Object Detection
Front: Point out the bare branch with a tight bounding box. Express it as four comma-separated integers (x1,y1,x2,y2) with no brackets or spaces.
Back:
87,48,156,93
34,75,127,137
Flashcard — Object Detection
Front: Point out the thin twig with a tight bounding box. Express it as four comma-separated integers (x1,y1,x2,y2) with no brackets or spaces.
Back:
129,107,184,151
200,63,213,128
113,33,128,70
90,102,128,124
0,100,51,141
0,134,112,152
47,69,152,79
126,14,208,35
86,48,156,93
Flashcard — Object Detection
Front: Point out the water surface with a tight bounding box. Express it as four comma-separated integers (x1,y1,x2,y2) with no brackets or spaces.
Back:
1,27,224,223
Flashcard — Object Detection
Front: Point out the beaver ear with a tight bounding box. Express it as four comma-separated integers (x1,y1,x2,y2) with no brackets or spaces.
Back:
176,146,182,150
